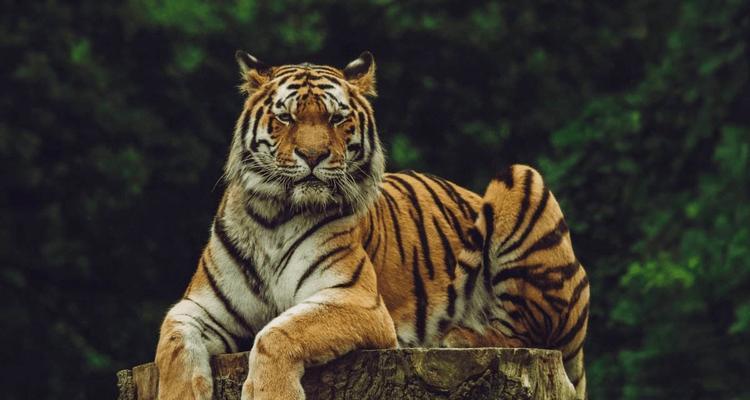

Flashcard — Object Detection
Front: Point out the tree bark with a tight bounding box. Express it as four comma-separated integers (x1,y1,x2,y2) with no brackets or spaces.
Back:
116,348,575,400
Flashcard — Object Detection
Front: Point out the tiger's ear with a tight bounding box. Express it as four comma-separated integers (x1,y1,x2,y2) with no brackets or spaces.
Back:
343,51,376,97
235,50,272,94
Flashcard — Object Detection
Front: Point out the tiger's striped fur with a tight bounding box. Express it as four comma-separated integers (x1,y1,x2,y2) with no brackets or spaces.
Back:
155,52,589,400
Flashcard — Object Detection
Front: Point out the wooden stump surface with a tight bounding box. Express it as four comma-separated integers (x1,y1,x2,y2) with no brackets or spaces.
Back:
117,348,576,400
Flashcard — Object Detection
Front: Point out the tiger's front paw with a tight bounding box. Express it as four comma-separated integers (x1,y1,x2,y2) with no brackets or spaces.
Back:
157,371,213,400
155,331,214,400
240,346,305,400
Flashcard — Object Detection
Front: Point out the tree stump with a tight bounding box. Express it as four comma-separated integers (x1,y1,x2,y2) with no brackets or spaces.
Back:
116,348,576,400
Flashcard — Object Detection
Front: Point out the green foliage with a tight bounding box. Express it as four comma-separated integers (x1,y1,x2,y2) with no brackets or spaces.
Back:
1,0,748,398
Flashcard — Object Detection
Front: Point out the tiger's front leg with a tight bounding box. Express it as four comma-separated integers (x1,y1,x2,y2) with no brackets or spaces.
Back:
241,253,397,400
155,309,214,400
156,249,257,400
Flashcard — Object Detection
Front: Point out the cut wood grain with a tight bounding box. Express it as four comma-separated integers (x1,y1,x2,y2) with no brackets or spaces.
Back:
117,348,576,400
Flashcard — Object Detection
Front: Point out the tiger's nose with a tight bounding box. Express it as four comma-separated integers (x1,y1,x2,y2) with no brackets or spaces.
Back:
294,148,331,169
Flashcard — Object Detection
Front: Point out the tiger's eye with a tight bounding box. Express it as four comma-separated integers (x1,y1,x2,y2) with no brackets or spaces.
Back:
276,113,293,123
330,113,345,125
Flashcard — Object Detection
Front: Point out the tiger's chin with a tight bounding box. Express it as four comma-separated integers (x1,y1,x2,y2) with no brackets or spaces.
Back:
289,182,340,211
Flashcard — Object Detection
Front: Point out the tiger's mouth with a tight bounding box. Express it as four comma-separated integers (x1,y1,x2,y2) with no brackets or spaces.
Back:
295,174,325,185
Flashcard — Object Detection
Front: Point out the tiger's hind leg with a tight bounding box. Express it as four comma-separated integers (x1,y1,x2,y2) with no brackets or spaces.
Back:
468,164,590,399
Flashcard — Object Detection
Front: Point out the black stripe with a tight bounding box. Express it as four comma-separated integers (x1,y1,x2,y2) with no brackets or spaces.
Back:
370,225,382,264
348,105,374,182
200,255,254,335
386,175,436,279
238,109,253,167
173,312,233,353
249,105,265,152
496,169,533,252
498,293,544,340
332,257,367,289
508,310,524,322
212,217,267,301
555,303,589,348
422,173,477,220
499,218,568,267
244,200,295,230
312,65,343,75
239,109,251,135
350,154,373,183
462,258,480,297
491,317,531,345
356,110,369,157
492,266,528,286
552,276,589,343
406,171,456,234
481,203,495,292
275,74,294,86
315,72,345,81
263,94,274,106
184,297,246,346
493,165,515,188
543,293,570,313
274,210,352,279
295,245,351,295
321,227,354,245
256,138,273,149
375,201,389,266
381,189,405,263
437,319,451,335
366,109,375,160
404,175,473,251
569,275,590,308
457,258,475,274
432,216,456,279
273,66,300,76
564,340,585,363
321,249,354,273
528,298,554,344
444,204,473,249
446,284,457,317
412,249,428,343
351,96,376,161
497,184,552,258
492,261,580,290
363,210,375,250
347,143,362,158
467,226,483,252
312,73,345,85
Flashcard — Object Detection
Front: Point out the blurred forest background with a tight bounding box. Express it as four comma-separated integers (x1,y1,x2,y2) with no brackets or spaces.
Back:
2,0,749,399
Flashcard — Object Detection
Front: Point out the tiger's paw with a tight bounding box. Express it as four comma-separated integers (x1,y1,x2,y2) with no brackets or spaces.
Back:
240,368,305,400
241,377,305,400
156,359,214,400
155,330,214,400
241,347,305,400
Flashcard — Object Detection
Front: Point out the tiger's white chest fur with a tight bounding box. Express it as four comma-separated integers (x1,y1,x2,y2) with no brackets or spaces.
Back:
216,192,355,324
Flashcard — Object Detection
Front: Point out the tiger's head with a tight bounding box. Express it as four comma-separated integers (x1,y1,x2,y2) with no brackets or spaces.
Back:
225,51,384,214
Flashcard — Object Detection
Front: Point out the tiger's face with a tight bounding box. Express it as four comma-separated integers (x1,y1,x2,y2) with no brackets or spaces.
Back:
226,51,384,214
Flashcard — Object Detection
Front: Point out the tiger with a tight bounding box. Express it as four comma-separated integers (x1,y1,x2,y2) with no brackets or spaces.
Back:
154,51,590,400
